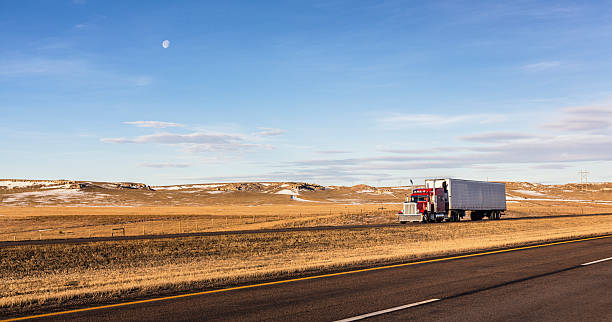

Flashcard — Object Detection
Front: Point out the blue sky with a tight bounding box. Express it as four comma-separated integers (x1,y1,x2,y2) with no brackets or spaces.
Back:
2,0,612,185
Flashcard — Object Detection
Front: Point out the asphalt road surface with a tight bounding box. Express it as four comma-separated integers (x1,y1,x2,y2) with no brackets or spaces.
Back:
8,235,611,321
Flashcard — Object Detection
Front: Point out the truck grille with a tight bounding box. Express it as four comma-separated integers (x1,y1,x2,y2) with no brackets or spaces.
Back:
404,202,417,214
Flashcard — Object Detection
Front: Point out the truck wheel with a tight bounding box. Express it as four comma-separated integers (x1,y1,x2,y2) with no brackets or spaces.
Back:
470,211,483,221
451,212,460,222
400,221,407,224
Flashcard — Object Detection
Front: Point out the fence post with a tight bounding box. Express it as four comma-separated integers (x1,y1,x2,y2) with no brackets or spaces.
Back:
253,214,255,223
226,216,228,225
179,221,182,234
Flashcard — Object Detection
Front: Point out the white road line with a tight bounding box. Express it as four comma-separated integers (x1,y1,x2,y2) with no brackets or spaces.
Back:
334,298,440,322
581,257,612,266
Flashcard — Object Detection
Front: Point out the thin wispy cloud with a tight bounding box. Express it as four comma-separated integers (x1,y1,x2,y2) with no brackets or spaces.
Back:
522,61,561,71
565,105,612,116
74,23,91,29
124,121,183,128
543,105,612,132
0,58,87,76
101,132,244,144
131,76,153,86
317,150,352,154
102,130,270,152
0,57,153,87
378,113,506,128
140,163,191,168
459,132,533,142
255,127,286,136
38,40,72,50
378,146,463,154
532,164,570,170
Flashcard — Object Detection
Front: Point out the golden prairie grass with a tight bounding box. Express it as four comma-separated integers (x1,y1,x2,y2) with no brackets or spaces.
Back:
505,200,612,217
2,200,611,241
0,204,398,241
2,214,611,316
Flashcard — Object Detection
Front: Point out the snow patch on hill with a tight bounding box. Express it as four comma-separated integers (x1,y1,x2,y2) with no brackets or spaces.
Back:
291,195,319,202
276,189,298,195
513,190,548,197
0,181,58,189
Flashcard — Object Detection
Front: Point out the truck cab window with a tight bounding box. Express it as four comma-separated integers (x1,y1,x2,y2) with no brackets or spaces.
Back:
411,196,427,202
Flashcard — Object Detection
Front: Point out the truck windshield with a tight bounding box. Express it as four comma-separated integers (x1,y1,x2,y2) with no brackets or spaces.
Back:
411,195,427,202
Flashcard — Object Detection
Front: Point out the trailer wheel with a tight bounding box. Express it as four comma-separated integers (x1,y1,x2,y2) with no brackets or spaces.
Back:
470,211,483,221
450,211,460,222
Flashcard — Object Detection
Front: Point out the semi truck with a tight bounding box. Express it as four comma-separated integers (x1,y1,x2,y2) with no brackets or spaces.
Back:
398,178,506,223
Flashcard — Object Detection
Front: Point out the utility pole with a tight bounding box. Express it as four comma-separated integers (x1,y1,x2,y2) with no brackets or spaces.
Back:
579,169,589,191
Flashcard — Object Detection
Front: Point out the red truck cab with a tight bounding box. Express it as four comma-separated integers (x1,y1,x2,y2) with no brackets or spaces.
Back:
398,187,448,223
410,188,432,214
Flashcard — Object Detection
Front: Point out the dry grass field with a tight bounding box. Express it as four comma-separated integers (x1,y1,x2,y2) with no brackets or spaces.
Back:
1,201,611,242
2,179,612,316
0,204,398,241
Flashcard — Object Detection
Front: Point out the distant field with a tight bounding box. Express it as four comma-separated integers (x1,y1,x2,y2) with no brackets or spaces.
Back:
2,215,611,316
2,202,612,242
0,204,398,241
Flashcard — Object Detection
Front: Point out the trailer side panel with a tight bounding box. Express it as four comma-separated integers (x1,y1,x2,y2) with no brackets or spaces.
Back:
443,179,506,211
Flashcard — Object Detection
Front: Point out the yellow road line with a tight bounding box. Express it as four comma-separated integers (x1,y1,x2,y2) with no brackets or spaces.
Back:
3,234,611,321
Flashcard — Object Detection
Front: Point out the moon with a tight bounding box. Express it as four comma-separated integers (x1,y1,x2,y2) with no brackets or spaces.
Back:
162,40,170,49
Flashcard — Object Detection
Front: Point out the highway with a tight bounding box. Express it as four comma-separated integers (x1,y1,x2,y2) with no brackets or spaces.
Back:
6,235,611,321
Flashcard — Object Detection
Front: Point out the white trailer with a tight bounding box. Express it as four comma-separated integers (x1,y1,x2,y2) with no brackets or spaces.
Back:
399,178,506,223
